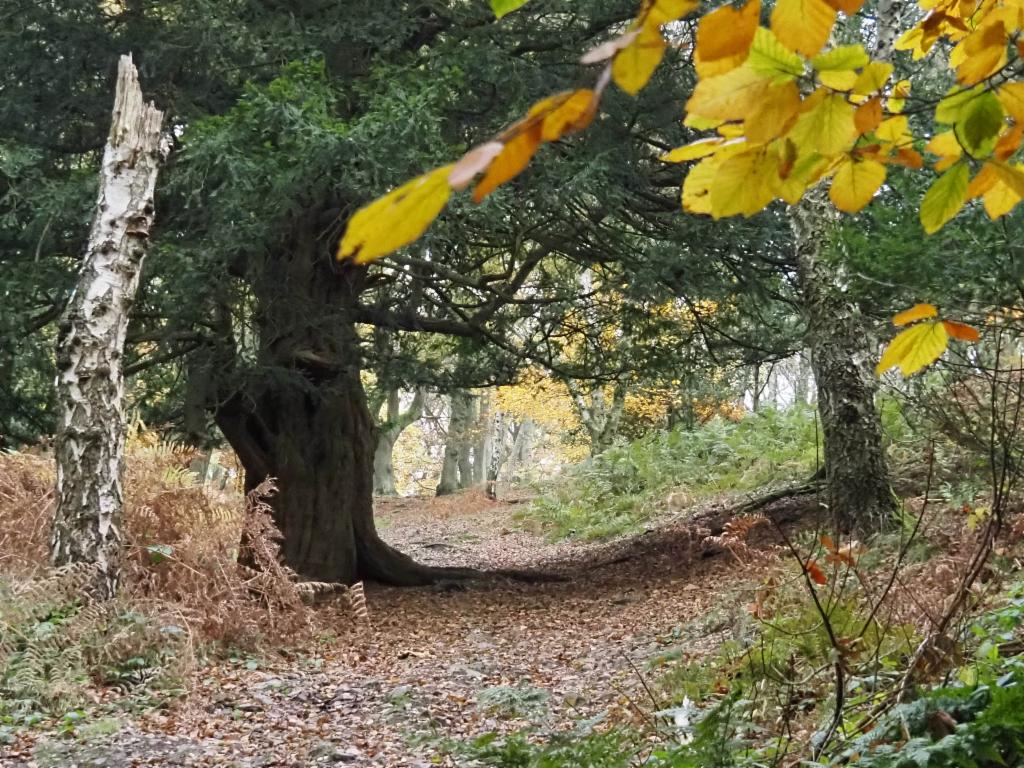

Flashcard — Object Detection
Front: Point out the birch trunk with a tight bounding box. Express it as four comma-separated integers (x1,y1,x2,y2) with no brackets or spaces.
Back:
794,193,895,534
51,55,165,598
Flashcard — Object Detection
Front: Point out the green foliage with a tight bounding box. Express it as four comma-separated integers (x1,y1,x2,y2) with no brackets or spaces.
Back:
525,408,822,539
0,566,190,723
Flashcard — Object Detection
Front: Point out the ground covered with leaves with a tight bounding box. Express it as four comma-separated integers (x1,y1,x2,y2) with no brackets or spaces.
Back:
2,487,790,767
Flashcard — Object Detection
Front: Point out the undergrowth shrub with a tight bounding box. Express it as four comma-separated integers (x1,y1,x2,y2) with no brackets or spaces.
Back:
0,433,324,718
524,408,823,539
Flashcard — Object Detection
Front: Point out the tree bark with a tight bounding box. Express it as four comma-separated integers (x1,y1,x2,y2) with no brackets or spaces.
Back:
372,387,425,496
51,55,165,598
471,391,493,485
793,194,896,534
567,379,627,456
436,390,472,496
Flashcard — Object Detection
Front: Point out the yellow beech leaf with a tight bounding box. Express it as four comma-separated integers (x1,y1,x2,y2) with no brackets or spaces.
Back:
536,89,597,141
920,162,969,234
876,116,912,146
852,61,893,95
889,79,911,113
685,66,774,123
613,24,667,95
647,0,701,26
710,148,780,218
818,70,858,91
473,123,542,202
855,97,883,135
682,154,723,213
661,137,728,162
926,130,964,172
745,81,801,144
771,0,836,57
746,26,805,82
893,303,937,326
955,19,1007,86
695,0,760,62
338,165,454,263
811,44,869,71
788,91,857,156
997,82,1024,122
876,321,950,377
967,163,999,199
991,161,1024,197
829,157,886,212
983,179,1022,219
449,141,505,190
889,148,925,169
942,320,981,342
995,123,1024,160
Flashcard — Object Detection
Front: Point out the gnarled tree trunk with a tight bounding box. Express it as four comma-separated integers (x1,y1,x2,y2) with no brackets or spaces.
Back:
793,195,895,534
214,226,469,586
51,55,165,598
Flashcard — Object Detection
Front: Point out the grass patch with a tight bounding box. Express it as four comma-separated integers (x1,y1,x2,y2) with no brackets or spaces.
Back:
521,407,822,540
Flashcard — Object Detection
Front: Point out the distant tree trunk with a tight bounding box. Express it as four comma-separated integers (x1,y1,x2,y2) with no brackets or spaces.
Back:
793,351,812,406
568,380,627,456
436,390,472,496
750,361,762,413
486,410,505,500
373,387,425,496
793,195,896,534
51,56,165,599
471,391,492,485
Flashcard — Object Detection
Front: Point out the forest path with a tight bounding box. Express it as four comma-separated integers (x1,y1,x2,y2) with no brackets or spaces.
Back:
18,490,802,768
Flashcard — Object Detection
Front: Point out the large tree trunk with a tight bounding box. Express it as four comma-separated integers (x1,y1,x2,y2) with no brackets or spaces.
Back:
793,195,896,534
214,227,471,586
372,387,425,496
51,56,165,598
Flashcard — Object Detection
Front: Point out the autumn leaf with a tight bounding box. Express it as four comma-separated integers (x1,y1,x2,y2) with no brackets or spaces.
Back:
745,81,801,144
771,0,836,57
695,0,760,63
535,90,598,141
942,320,981,342
788,91,857,155
710,148,780,217
490,0,529,17
661,137,728,162
338,165,454,264
685,66,773,124
449,142,505,190
876,321,950,377
920,162,969,234
893,303,937,326
806,560,828,585
746,26,804,82
829,157,885,212
811,44,869,72
613,24,667,96
473,124,543,202
854,97,883,135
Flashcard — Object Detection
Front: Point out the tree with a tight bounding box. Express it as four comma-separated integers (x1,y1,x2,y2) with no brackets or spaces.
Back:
372,387,426,496
50,55,165,598
341,0,1011,533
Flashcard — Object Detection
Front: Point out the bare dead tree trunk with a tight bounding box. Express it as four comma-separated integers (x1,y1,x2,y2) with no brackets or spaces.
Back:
51,55,165,598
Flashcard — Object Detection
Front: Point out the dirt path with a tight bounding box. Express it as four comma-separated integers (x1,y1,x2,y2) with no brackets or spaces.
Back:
8,491,797,767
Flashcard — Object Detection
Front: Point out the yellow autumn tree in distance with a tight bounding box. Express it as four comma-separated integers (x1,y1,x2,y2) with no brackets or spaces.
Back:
337,0,1010,372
